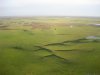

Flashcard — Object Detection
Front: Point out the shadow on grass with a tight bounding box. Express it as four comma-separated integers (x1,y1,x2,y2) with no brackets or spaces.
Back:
23,29,34,35
12,46,24,50
45,38,100,47
56,49,95,53
34,46,53,52
44,43,65,46
41,54,73,64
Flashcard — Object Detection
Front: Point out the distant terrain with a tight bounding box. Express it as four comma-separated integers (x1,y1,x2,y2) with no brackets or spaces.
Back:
0,17,100,75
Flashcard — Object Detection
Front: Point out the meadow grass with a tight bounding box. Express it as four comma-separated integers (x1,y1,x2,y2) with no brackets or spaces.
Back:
0,17,100,75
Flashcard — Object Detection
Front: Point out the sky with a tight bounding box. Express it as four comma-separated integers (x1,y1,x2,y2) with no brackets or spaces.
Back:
0,0,100,17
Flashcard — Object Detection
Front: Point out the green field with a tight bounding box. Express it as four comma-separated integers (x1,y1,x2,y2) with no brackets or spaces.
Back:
0,17,100,75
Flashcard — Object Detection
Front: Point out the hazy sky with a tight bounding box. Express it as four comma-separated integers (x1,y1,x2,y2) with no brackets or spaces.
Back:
0,0,100,17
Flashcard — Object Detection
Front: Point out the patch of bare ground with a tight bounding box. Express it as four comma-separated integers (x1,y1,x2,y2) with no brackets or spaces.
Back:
31,23,51,29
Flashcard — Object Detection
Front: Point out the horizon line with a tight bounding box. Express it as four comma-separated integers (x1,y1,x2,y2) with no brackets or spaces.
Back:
0,15,100,18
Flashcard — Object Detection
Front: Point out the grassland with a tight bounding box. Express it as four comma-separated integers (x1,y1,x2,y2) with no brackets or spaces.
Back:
0,17,100,75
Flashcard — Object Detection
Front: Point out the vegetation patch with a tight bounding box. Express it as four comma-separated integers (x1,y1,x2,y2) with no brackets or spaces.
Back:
0,17,100,75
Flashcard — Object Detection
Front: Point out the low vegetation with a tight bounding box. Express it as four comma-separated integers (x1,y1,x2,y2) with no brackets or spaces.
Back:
0,17,100,75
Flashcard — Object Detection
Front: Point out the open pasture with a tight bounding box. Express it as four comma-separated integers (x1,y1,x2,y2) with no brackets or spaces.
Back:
0,17,100,75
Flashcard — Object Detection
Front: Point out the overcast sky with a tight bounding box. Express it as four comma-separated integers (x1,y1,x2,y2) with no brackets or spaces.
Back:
0,0,100,17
